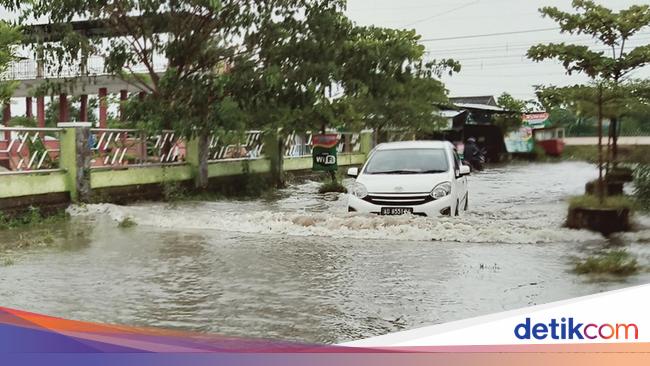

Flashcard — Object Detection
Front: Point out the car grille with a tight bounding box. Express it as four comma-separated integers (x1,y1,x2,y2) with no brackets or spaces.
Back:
363,193,434,206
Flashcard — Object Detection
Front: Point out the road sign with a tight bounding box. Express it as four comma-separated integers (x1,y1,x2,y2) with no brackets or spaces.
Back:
312,134,339,172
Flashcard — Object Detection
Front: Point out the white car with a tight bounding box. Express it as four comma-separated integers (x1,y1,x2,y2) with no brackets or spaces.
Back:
347,141,470,217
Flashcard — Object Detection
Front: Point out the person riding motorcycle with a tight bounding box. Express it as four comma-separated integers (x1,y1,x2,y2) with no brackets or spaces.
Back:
463,137,484,171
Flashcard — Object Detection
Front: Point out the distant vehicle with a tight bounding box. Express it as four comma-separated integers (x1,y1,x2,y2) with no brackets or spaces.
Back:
347,141,470,217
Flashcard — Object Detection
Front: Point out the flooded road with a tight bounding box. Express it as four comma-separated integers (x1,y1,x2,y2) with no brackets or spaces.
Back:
1,161,649,343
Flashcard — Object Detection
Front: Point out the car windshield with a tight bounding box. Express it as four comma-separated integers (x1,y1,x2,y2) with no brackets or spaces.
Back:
364,148,449,174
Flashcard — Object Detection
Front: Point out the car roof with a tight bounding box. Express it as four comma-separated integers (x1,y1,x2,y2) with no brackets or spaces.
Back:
374,140,452,151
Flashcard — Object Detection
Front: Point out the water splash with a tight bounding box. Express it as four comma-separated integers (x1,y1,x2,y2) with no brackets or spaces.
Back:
68,200,601,244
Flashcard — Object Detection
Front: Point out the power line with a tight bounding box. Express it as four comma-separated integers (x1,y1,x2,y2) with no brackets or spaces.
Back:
424,36,650,55
404,1,481,27
419,27,560,42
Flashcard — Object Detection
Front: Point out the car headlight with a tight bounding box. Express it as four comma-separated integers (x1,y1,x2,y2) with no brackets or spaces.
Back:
431,182,451,200
350,182,368,199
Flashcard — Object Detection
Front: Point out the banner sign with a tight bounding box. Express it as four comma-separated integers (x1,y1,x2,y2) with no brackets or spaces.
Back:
312,134,339,172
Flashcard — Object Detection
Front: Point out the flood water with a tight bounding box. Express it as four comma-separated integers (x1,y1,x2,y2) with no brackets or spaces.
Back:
1,161,649,343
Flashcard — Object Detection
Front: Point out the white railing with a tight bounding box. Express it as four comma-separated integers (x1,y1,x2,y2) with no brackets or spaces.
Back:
1,56,169,81
0,127,63,174
90,129,185,169
208,130,265,161
207,130,363,162
285,131,312,158
285,131,360,156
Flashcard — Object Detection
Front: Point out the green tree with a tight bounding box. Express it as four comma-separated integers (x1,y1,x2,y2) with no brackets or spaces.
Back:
536,82,623,202
340,26,459,143
230,10,457,184
492,92,529,134
527,0,650,161
0,21,21,111
3,0,352,189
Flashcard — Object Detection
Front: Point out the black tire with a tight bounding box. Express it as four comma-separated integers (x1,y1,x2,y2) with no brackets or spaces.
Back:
464,194,469,211
455,200,460,216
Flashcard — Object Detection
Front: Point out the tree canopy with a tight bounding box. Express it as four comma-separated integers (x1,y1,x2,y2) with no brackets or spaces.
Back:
0,21,20,106
2,0,456,187
527,0,650,82
492,93,530,134
527,0,650,164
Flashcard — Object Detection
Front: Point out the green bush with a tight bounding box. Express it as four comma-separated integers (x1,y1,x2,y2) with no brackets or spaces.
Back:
634,165,650,211
0,207,68,230
118,217,137,228
319,181,347,194
574,250,640,276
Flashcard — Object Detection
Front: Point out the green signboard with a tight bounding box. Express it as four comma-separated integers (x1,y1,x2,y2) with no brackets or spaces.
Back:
312,134,339,172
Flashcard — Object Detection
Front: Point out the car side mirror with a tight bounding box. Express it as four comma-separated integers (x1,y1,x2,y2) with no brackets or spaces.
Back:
347,167,359,177
459,165,471,176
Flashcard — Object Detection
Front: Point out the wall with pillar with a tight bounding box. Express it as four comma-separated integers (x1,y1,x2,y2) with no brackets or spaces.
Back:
0,127,373,214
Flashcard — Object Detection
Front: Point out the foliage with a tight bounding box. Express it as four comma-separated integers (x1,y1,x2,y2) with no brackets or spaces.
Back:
161,181,188,203
528,1,650,82
8,116,37,127
528,1,650,164
562,145,650,165
568,194,636,211
540,79,650,137
0,21,20,106
492,93,529,134
634,165,650,211
340,26,458,135
574,249,639,276
319,180,347,194
117,217,137,229
0,207,68,231
3,0,456,188
1,257,14,267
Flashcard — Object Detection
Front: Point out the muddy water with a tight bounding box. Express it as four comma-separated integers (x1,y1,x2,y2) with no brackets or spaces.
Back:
1,161,649,343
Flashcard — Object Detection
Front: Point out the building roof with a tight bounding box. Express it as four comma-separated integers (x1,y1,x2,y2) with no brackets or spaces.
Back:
450,96,498,107
454,103,507,112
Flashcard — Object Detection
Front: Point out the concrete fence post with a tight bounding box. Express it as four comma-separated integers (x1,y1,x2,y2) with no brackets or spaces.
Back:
359,130,374,156
264,130,285,188
185,136,201,186
58,122,92,202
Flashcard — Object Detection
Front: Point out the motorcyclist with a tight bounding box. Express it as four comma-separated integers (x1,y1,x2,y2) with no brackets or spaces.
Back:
463,137,483,171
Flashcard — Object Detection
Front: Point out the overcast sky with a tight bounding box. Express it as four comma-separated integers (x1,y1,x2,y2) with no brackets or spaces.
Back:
345,0,650,100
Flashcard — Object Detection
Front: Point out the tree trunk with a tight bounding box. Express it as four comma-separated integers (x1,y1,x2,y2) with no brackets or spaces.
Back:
196,133,210,190
610,116,619,166
597,85,604,204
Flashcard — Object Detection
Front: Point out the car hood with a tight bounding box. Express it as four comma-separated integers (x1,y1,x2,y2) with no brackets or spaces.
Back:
357,173,450,194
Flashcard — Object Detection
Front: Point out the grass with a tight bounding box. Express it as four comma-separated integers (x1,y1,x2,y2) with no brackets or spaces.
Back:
574,250,640,276
1,257,14,267
162,181,189,202
0,207,68,231
319,180,348,194
634,165,650,211
118,217,137,228
569,194,636,211
562,145,650,165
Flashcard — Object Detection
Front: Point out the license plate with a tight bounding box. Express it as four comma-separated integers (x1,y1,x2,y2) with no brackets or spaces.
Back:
380,207,414,216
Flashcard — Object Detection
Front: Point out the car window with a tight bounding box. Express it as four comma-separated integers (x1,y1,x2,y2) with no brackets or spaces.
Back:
453,151,461,171
364,149,449,174
453,150,462,177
